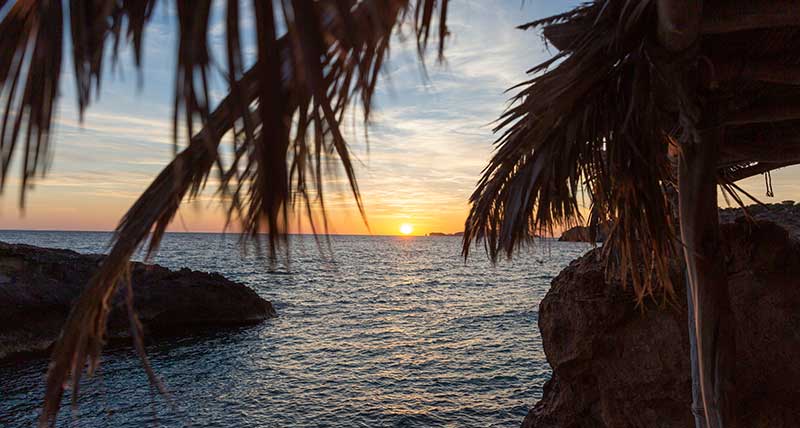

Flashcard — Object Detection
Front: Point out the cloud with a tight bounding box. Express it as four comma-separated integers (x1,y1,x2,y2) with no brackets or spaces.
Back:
18,0,772,235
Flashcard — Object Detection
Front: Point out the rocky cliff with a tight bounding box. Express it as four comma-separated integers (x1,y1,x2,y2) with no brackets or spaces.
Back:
525,205,800,427
0,242,275,360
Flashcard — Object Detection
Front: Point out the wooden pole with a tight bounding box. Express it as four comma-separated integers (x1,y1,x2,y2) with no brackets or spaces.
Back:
654,3,731,427
671,154,705,427
678,125,736,428
687,272,706,427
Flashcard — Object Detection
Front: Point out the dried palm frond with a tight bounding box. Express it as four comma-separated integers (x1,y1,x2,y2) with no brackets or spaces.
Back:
462,1,800,427
0,0,63,205
0,1,452,426
463,0,680,302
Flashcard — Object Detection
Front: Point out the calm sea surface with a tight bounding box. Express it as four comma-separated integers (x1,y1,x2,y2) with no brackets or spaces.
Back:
0,231,589,427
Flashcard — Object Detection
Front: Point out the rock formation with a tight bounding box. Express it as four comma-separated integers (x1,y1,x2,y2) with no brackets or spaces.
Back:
427,231,465,237
558,224,609,243
525,205,800,427
557,226,593,242
0,242,275,360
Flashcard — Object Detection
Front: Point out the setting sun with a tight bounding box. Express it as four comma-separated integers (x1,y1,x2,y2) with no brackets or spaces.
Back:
399,224,414,235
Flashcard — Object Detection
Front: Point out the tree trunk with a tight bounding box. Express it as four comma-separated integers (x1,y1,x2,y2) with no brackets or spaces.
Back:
678,125,736,428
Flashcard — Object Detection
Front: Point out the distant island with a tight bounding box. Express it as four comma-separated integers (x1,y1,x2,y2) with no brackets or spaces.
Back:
427,232,464,237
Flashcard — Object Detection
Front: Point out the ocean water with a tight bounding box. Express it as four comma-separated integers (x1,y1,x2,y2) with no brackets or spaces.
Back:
0,231,590,427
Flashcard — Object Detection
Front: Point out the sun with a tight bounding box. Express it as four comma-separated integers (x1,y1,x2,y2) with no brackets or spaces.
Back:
399,223,413,235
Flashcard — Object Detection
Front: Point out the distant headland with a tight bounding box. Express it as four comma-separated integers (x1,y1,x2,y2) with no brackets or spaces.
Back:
427,232,464,237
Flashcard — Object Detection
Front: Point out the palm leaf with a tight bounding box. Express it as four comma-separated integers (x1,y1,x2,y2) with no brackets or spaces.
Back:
463,0,678,301
0,1,452,426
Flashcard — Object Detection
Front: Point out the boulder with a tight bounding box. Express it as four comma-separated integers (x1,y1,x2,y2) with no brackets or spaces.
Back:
0,242,275,360
525,213,800,427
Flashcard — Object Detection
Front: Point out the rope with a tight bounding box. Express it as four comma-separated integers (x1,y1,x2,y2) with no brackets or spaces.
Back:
765,171,774,197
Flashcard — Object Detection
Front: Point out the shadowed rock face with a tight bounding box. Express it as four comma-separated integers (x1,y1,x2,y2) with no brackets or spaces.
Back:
0,242,275,360
525,214,800,427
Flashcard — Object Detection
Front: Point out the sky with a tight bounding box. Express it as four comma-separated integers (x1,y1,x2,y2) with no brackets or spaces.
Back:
1,1,799,236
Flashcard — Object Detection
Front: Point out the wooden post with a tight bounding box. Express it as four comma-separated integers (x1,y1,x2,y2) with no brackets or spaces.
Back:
654,3,736,426
686,272,706,427
678,125,735,428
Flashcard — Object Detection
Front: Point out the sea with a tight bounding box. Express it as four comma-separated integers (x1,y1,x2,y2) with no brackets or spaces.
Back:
0,231,591,427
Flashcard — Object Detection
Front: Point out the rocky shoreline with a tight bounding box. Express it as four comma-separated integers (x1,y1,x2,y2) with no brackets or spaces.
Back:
525,203,800,427
0,242,275,361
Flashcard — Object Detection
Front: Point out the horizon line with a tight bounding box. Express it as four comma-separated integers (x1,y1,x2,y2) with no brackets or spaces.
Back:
0,228,470,238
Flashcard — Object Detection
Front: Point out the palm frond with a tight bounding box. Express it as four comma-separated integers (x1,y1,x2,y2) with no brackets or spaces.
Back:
0,0,63,205
517,2,592,31
19,1,450,426
463,0,679,301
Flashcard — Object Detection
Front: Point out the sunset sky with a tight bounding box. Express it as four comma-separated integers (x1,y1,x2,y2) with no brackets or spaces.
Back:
1,0,799,236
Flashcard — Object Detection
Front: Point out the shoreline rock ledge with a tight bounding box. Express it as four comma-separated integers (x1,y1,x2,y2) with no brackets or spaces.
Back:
525,210,800,427
0,242,275,360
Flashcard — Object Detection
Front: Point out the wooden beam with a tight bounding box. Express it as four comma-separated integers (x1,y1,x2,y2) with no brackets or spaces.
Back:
657,0,702,51
708,59,800,86
721,135,800,164
721,161,798,182
679,127,735,428
547,2,800,52
725,102,800,126
703,0,800,34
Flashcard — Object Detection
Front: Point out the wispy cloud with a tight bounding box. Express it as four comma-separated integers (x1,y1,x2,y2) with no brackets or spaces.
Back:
14,1,798,235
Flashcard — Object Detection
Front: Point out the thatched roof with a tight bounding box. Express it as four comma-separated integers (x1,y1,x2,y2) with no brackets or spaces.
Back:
463,0,800,298
461,2,800,426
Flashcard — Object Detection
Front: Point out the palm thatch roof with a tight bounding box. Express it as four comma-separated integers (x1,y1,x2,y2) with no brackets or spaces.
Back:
462,1,800,427
464,0,800,297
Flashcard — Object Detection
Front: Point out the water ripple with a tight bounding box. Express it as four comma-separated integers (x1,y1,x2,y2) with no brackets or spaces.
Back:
0,232,590,427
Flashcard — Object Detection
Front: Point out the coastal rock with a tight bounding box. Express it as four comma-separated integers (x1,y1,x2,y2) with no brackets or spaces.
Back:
558,225,608,242
427,231,465,237
557,226,592,242
525,210,800,427
0,242,275,360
